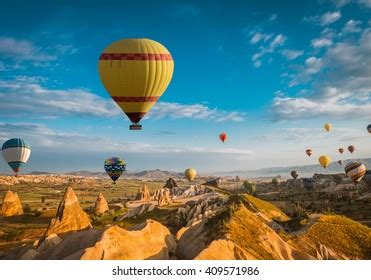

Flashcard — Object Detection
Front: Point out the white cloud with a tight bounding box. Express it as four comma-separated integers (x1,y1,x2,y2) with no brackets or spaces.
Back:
0,122,253,156
281,49,304,60
149,102,246,122
269,14,277,22
342,20,362,34
330,0,351,8
311,37,333,48
0,76,245,123
251,33,286,67
271,29,371,121
304,11,341,26
0,37,56,61
249,32,272,45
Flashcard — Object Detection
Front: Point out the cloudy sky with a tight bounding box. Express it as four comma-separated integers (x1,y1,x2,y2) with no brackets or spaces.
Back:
0,0,370,174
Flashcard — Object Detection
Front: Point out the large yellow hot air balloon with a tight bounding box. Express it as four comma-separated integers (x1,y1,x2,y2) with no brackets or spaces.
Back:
319,155,331,168
98,38,174,130
185,168,197,181
324,123,332,132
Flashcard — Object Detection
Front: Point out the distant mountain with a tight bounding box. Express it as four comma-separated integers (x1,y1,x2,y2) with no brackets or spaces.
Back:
27,171,52,175
65,169,183,180
215,158,371,178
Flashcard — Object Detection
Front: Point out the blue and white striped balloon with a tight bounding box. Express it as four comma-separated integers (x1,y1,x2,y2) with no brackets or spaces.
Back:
1,138,31,176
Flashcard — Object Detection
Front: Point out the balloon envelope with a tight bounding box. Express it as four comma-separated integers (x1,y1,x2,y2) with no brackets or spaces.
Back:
338,160,343,166
272,178,280,185
1,138,31,175
98,38,174,130
185,168,197,181
219,133,227,143
338,148,344,154
324,123,332,132
319,155,331,168
348,145,355,153
345,161,366,184
104,157,126,183
242,180,256,194
306,149,313,157
367,124,371,133
291,170,299,179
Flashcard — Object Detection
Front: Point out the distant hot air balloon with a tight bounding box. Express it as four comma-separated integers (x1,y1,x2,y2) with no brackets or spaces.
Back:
338,160,343,166
363,170,371,187
272,178,280,186
98,38,174,130
319,155,331,168
185,168,197,181
348,145,355,153
345,161,366,184
338,148,344,154
291,170,299,179
324,123,332,132
303,178,316,191
1,138,31,176
306,149,313,157
367,124,371,134
219,133,227,143
242,180,256,195
104,157,126,184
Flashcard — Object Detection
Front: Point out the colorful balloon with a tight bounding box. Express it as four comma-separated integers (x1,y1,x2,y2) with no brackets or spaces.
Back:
345,161,366,184
219,133,227,143
324,123,332,132
291,170,299,179
348,145,355,153
185,168,197,181
338,160,343,166
319,155,331,168
104,157,126,183
242,180,256,195
98,38,174,130
1,138,31,176
367,124,371,133
338,148,344,154
306,149,313,157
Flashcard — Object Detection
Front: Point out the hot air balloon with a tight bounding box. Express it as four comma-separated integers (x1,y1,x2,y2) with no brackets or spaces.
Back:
303,178,316,191
319,155,331,168
367,124,371,134
345,161,366,184
242,180,256,195
272,178,280,186
219,133,227,143
338,148,344,154
324,123,332,132
1,138,31,176
348,145,355,153
306,149,313,157
363,170,371,187
104,157,126,184
291,170,299,179
185,168,197,181
98,38,174,130
338,160,343,166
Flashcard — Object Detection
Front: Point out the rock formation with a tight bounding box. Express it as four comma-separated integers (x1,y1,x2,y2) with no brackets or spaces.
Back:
164,177,178,189
43,187,91,237
3,220,176,260
1,190,23,217
202,178,221,187
116,203,155,220
157,188,171,206
93,193,109,216
135,185,151,201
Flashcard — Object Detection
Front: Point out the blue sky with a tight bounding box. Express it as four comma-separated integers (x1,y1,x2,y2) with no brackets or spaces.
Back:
0,0,370,174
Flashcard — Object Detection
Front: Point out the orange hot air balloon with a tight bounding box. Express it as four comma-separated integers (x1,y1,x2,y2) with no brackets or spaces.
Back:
324,123,332,132
338,148,344,154
306,149,313,157
98,38,174,130
348,145,355,153
319,155,331,168
219,133,227,143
